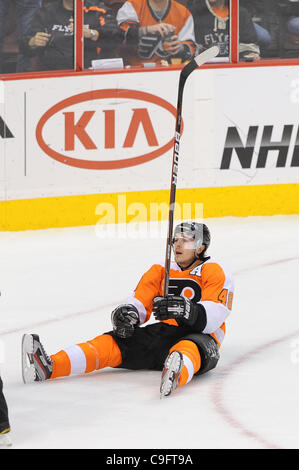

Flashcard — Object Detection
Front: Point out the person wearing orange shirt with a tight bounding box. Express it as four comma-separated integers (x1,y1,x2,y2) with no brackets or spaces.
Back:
116,0,196,65
22,221,234,398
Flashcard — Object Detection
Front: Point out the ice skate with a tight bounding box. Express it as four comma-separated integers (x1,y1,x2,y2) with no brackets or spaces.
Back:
22,334,53,383
0,431,12,447
160,350,183,398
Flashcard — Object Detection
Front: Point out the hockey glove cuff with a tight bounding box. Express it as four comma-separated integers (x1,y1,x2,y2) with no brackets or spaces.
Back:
111,304,140,338
153,295,207,331
98,14,124,42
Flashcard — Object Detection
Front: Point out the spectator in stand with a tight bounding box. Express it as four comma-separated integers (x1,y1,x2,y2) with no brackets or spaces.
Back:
287,18,299,43
240,0,272,52
116,0,196,66
0,0,42,73
21,0,123,71
283,0,299,44
188,0,260,61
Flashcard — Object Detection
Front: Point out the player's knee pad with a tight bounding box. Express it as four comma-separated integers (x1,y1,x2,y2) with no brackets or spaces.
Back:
181,333,219,375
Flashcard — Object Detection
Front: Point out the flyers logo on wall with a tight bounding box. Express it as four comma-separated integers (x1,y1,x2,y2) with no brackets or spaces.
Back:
36,89,181,170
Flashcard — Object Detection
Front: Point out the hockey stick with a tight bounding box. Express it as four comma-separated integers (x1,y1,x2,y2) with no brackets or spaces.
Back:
163,46,219,296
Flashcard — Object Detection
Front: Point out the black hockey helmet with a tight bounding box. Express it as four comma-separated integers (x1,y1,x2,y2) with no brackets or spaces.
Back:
173,221,211,253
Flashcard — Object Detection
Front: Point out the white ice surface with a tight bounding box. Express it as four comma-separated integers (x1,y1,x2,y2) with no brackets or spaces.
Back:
0,215,299,449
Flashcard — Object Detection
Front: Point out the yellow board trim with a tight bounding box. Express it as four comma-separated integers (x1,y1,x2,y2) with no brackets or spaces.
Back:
0,184,299,231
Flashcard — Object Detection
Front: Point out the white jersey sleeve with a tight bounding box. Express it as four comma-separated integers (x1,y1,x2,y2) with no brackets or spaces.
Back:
116,1,139,26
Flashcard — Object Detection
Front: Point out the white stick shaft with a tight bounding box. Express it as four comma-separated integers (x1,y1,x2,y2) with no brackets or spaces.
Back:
194,46,220,67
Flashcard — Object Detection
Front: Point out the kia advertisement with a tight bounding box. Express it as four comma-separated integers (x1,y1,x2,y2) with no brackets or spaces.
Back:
36,89,180,170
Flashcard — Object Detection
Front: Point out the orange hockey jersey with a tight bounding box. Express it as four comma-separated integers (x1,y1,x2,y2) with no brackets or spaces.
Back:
125,259,234,346
116,0,196,65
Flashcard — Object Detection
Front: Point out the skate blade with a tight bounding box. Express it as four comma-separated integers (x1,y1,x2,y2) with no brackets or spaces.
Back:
22,334,36,384
160,352,182,399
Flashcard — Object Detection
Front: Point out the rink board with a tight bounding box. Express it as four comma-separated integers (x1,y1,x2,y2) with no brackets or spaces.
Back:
0,65,299,230
0,183,298,231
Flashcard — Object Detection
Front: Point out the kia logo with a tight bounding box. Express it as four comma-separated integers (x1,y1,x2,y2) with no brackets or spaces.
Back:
36,89,183,170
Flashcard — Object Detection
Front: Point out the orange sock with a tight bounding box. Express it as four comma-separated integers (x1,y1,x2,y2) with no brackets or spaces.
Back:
169,340,201,387
51,334,122,379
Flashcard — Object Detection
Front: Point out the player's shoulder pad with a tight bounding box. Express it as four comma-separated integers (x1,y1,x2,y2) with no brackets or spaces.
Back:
143,261,164,277
201,259,234,289
150,260,181,271
191,258,231,279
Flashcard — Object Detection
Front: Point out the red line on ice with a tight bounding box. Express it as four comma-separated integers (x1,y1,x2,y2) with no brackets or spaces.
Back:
211,255,299,449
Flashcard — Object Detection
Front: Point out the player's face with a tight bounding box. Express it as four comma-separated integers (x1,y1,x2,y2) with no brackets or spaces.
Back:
173,234,197,268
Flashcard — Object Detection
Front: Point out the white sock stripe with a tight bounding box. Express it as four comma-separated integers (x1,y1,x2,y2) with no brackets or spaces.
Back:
64,345,86,375
182,354,194,384
213,327,225,344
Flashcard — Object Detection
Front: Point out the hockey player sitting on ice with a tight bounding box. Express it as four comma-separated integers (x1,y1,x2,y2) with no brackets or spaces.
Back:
22,222,234,398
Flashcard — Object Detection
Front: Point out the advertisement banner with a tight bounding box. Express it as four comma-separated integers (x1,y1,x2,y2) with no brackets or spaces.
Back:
1,70,213,200
0,65,299,228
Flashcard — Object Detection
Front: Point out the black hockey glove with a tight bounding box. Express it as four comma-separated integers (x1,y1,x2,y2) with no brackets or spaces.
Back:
99,13,124,42
177,43,194,62
137,33,161,59
153,295,207,331
111,304,140,338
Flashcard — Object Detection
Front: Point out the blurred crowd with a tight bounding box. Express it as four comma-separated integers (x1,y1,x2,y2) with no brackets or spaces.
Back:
240,0,299,59
1,0,299,74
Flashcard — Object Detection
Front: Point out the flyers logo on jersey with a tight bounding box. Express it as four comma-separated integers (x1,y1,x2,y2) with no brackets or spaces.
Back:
36,89,183,170
168,278,202,303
